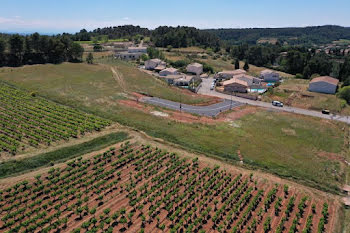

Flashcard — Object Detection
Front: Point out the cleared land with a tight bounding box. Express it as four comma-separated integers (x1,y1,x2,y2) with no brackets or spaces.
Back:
0,82,111,156
262,78,350,114
0,142,338,233
0,62,348,194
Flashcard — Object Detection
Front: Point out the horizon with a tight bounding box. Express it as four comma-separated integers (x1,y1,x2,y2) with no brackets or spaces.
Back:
1,0,350,34
1,24,349,36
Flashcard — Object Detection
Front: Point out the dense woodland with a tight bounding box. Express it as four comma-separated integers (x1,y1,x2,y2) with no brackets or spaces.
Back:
206,25,350,45
0,33,84,67
72,25,150,41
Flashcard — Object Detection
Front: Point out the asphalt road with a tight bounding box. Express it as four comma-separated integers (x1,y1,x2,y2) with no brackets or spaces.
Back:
198,77,350,124
142,97,243,117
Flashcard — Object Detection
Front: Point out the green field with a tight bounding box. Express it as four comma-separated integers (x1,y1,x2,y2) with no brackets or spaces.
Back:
0,62,213,105
0,62,348,193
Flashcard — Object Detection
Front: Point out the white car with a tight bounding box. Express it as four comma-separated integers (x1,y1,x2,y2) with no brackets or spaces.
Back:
272,100,284,107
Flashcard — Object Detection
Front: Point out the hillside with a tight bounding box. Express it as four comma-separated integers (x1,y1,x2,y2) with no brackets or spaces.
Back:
205,25,350,45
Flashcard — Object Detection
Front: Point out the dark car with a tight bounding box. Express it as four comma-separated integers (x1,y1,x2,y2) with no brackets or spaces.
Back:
322,109,330,115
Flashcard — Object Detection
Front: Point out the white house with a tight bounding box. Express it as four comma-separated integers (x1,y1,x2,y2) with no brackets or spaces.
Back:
260,69,280,82
309,76,339,94
116,46,148,60
159,68,179,76
186,63,203,75
173,75,194,86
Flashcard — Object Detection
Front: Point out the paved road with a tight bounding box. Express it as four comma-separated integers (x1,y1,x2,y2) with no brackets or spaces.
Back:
142,97,243,117
198,77,350,124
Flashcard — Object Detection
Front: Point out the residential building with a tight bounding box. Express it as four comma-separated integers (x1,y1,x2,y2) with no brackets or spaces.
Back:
174,75,194,86
187,63,203,75
145,59,162,70
115,46,147,60
127,47,147,53
234,74,261,86
217,69,246,79
223,78,249,93
159,68,179,76
260,69,280,82
309,76,339,94
163,75,184,85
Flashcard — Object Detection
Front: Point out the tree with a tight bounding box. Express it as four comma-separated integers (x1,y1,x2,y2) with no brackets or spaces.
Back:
337,86,350,104
0,38,6,66
86,53,94,64
9,34,24,66
69,43,84,62
234,59,240,69
243,60,249,71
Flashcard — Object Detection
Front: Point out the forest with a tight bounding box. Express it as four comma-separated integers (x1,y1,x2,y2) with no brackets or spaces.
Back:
0,33,84,67
206,25,350,45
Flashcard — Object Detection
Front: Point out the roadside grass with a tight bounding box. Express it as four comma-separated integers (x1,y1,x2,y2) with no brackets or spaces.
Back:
263,78,350,114
0,132,128,178
0,62,348,193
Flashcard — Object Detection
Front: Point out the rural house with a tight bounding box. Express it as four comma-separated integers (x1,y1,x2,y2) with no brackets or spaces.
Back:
217,69,246,79
223,78,249,93
186,63,203,75
159,68,179,76
260,69,280,82
309,76,339,94
163,75,184,85
145,59,163,70
115,46,148,60
234,74,261,86
173,75,194,87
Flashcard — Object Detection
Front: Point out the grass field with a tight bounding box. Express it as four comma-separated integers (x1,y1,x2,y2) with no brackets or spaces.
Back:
0,61,214,105
0,62,348,193
0,132,128,178
262,78,350,114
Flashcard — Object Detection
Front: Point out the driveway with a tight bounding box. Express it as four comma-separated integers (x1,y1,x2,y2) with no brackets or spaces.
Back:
142,97,243,117
198,77,350,124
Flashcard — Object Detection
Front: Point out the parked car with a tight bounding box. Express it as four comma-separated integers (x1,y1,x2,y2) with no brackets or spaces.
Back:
321,109,330,115
272,100,284,107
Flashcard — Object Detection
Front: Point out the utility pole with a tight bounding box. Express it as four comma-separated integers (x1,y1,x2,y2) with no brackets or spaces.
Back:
180,92,182,113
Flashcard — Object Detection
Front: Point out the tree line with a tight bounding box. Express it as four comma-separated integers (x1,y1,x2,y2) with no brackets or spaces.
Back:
206,25,350,45
0,33,84,67
151,26,220,49
228,43,350,82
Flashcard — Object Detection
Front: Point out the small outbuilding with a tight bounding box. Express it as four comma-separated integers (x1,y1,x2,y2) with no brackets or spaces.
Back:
159,68,179,76
223,78,248,93
260,69,280,82
309,76,339,94
187,63,203,75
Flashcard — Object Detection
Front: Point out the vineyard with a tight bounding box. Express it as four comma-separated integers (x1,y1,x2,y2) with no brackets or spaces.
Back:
0,82,111,155
0,142,335,233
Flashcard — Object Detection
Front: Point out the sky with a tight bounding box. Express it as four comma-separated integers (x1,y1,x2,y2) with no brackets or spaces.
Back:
0,0,349,34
